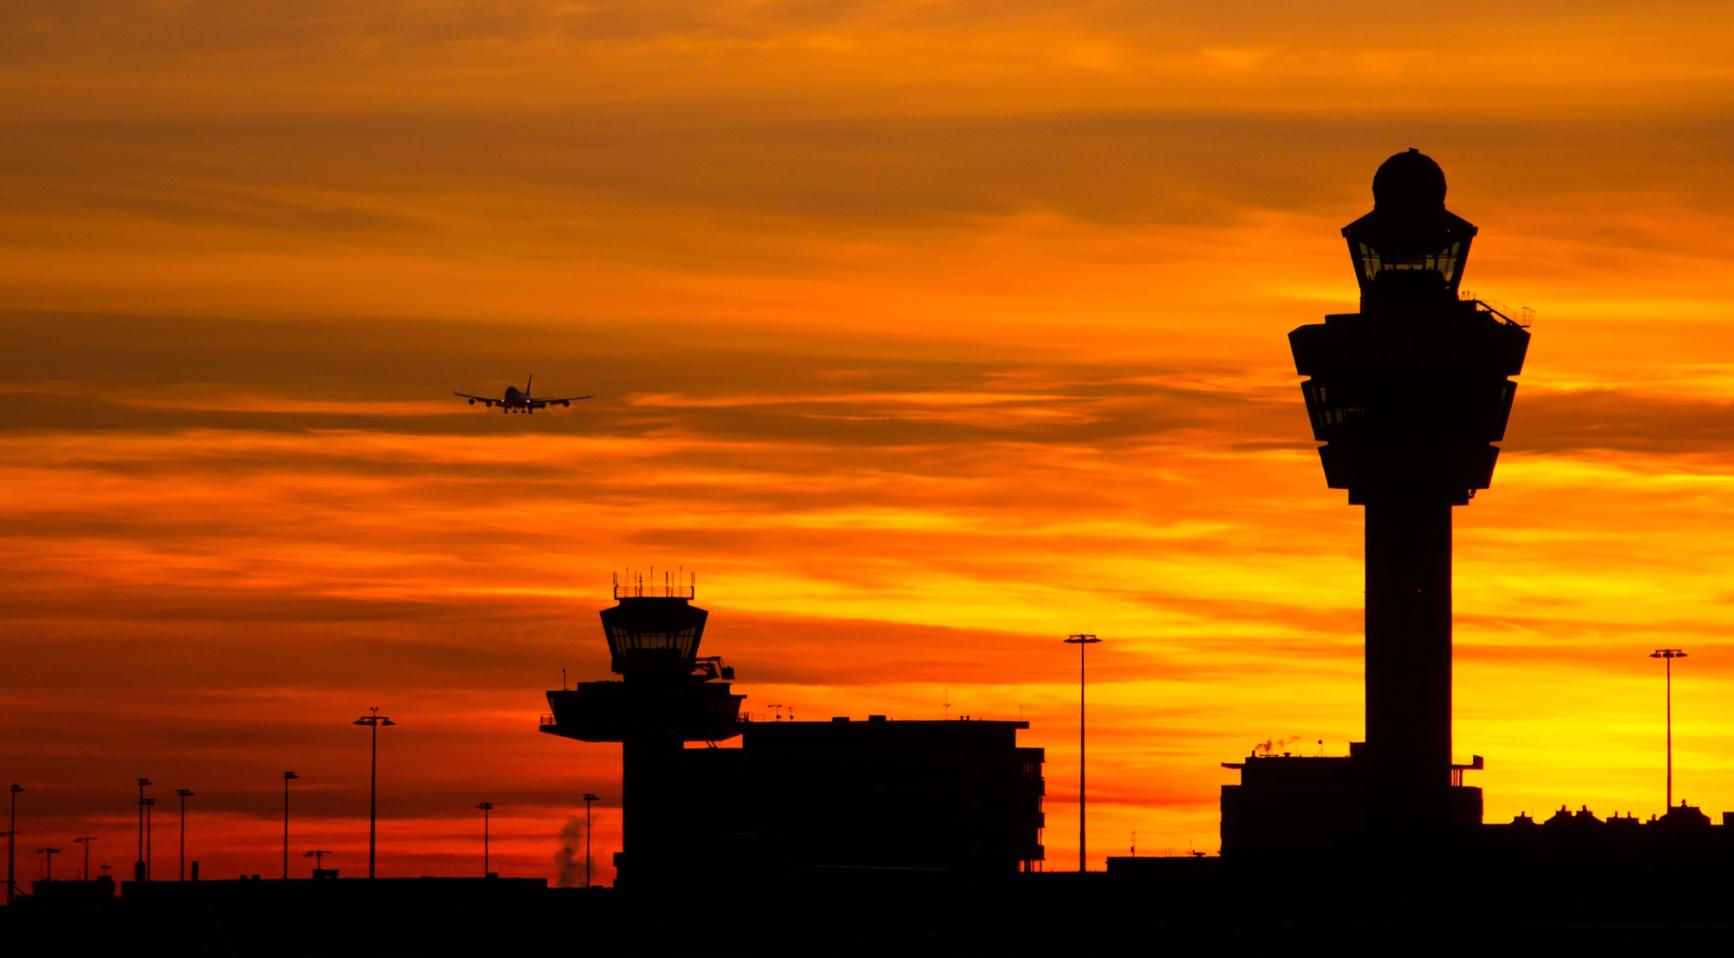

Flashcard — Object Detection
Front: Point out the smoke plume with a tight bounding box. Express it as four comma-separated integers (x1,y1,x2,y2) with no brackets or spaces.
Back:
1252,735,1306,756
555,816,584,888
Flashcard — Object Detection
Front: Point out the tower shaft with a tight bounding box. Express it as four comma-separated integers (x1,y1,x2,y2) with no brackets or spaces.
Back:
620,732,682,882
1364,499,1452,795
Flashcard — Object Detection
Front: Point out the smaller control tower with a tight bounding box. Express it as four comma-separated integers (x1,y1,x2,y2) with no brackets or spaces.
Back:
541,573,744,885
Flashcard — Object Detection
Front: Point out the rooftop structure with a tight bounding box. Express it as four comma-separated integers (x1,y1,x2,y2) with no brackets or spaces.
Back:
681,716,1045,877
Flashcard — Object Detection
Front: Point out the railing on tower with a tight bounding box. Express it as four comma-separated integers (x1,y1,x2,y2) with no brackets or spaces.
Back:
1460,290,1534,328
613,569,696,599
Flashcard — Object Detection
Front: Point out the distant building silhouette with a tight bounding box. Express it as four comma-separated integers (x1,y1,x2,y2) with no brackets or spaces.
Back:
541,574,1045,883
677,716,1044,877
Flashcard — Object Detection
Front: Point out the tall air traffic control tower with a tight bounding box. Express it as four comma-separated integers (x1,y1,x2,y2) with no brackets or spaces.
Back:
1222,150,1530,854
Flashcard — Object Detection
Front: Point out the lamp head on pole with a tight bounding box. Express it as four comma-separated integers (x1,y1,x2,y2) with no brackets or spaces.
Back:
176,789,195,799
475,802,493,812
1650,648,1687,660
137,778,152,789
354,707,397,728
1064,634,1102,646
284,771,299,782
582,793,600,803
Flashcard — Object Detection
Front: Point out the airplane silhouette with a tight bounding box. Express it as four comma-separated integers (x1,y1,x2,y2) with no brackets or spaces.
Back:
454,376,593,413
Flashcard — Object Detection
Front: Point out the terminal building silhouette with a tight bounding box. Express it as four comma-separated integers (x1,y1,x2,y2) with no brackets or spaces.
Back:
540,574,1045,884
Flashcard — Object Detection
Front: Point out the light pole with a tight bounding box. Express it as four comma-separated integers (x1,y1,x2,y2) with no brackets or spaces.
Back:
7,783,20,905
282,771,298,880
582,793,599,889
1064,633,1102,873
353,707,396,879
175,789,195,881
1651,648,1687,810
476,803,494,878
302,849,332,876
143,798,156,881
135,778,151,883
36,847,59,882
73,835,95,881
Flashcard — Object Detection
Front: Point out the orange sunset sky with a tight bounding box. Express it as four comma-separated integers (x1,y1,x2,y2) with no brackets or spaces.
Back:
7,1,1734,885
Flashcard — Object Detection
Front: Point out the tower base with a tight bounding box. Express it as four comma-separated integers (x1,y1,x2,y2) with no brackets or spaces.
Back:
1220,743,1482,858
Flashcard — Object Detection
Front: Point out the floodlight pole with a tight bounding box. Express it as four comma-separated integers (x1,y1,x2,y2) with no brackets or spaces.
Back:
281,771,298,879
583,793,599,889
353,708,396,879
1651,649,1687,810
476,803,494,877
143,798,155,881
135,777,151,883
175,789,195,881
7,783,20,905
1064,634,1102,873
73,835,94,881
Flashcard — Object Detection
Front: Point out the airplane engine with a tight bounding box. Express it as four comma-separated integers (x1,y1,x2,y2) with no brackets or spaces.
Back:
468,399,476,405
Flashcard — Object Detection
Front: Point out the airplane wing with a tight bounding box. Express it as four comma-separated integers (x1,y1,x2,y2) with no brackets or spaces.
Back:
526,394,594,409
453,391,499,408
